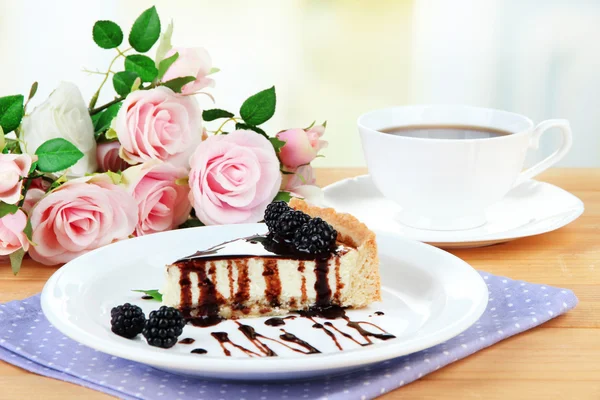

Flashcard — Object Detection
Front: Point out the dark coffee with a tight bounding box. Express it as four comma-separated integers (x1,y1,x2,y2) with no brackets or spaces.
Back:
379,125,512,140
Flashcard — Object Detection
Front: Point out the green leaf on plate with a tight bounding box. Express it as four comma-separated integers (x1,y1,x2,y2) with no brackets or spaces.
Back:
125,54,158,82
9,248,25,275
128,6,161,53
269,136,286,153
239,86,276,126
0,95,24,134
0,202,19,218
273,191,292,203
202,108,234,122
113,71,139,96
161,76,196,93
35,138,84,173
132,289,162,301
93,20,124,49
157,51,178,80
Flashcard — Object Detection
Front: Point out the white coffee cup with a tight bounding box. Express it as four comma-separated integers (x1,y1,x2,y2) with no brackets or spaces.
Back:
357,105,573,231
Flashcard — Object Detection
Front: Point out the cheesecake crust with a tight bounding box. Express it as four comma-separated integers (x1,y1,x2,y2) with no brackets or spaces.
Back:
289,198,381,305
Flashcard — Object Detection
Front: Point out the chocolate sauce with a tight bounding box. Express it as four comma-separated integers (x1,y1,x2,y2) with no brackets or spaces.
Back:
141,295,154,300
178,338,195,344
227,260,234,299
296,305,347,319
346,321,396,341
263,259,281,307
311,321,342,350
191,348,207,354
324,322,369,347
236,323,277,357
264,316,296,327
279,330,321,354
233,260,250,310
211,332,261,357
374,311,385,316
314,258,332,306
188,315,224,328
333,258,343,303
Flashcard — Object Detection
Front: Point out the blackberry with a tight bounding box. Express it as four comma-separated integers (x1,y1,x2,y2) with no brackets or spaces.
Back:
142,306,187,349
264,201,291,232
273,210,311,241
110,303,146,339
292,217,338,256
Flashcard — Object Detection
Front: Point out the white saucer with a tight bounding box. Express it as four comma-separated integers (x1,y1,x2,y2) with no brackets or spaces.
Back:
41,223,487,380
323,175,584,249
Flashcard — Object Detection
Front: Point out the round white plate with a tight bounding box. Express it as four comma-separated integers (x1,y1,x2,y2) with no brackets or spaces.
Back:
324,175,584,248
41,224,488,380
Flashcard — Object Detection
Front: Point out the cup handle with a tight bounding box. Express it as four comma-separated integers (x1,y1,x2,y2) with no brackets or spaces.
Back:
515,119,573,185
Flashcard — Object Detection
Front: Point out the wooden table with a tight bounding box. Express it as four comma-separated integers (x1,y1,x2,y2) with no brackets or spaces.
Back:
1,168,599,399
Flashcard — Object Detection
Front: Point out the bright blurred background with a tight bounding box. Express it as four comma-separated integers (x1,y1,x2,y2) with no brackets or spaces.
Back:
1,0,598,168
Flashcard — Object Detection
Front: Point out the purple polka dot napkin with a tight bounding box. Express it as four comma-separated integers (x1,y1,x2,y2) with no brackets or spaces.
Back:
0,272,577,400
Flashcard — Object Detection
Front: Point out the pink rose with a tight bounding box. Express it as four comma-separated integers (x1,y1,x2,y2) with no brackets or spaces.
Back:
162,47,215,95
122,161,191,236
189,130,282,225
276,125,328,168
97,141,129,172
22,188,45,214
29,175,138,265
282,165,316,191
0,154,34,204
0,210,29,255
115,86,202,168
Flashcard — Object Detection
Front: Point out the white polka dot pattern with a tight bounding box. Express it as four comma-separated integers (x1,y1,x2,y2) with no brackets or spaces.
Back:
0,272,578,400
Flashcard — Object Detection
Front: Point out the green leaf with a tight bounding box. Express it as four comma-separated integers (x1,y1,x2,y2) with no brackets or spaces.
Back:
91,112,102,129
128,6,161,53
208,67,220,75
202,109,234,121
305,120,316,130
93,20,123,49
0,202,19,218
9,248,25,275
161,76,196,93
113,71,139,96
179,218,205,229
0,95,24,134
154,20,173,66
269,136,286,153
235,122,267,137
35,138,84,173
132,289,162,301
94,102,122,135
23,217,33,241
27,82,38,102
157,52,178,80
125,54,158,82
239,86,276,126
0,126,5,152
273,191,292,203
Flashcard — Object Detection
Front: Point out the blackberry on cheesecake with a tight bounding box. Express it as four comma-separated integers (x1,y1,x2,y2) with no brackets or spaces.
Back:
161,198,380,319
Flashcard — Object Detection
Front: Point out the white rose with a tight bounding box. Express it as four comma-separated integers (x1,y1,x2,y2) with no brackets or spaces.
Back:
21,82,97,176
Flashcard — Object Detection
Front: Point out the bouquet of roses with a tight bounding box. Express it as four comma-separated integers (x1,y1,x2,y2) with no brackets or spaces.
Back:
0,6,327,273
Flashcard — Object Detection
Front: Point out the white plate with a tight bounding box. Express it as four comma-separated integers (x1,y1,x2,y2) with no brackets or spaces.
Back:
324,175,584,248
41,224,488,380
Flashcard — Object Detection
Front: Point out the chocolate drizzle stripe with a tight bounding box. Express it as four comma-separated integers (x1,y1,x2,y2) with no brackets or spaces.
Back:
324,322,369,347
299,261,307,304
179,268,192,310
227,260,234,300
279,329,321,354
211,332,261,357
334,257,342,303
314,258,332,306
263,259,281,307
234,259,250,311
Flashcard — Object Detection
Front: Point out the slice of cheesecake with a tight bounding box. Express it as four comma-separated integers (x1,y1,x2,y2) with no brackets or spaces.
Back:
161,199,380,319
